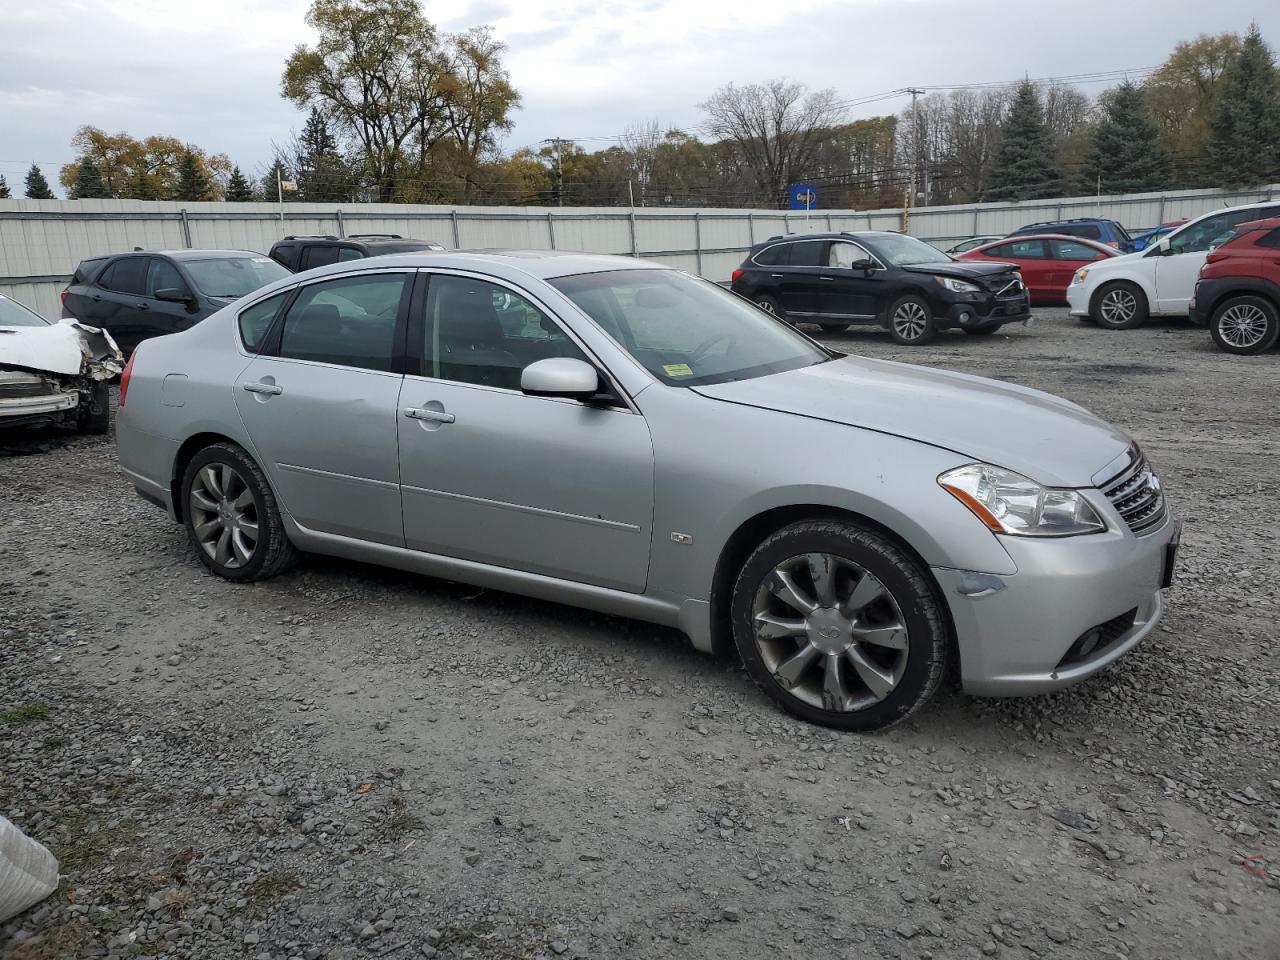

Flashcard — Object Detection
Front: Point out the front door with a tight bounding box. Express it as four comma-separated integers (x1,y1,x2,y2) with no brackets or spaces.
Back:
823,241,883,319
233,270,411,545
397,272,655,592
144,258,199,336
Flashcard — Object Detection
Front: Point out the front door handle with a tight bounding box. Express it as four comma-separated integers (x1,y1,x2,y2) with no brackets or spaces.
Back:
819,276,835,281
770,273,784,279
243,382,283,396
136,302,151,310
404,406,455,424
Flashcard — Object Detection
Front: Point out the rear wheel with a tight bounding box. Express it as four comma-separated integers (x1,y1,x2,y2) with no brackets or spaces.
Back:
887,295,936,345
1209,295,1279,355
181,442,297,582
1092,281,1148,329
731,520,950,732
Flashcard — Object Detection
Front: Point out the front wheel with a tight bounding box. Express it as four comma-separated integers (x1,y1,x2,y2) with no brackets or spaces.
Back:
1208,295,1279,355
731,520,950,731
887,295,936,345
1092,281,1148,329
753,295,788,324
181,442,298,582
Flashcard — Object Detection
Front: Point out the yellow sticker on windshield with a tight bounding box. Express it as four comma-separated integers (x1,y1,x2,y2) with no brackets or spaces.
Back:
663,363,693,377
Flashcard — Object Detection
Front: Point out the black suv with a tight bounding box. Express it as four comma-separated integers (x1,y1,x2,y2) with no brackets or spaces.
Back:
730,232,1031,345
269,234,446,272
62,250,291,356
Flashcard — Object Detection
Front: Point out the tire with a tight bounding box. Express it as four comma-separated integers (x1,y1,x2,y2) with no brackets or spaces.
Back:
887,295,937,345
818,322,852,333
1208,295,1279,355
1091,281,1148,330
730,519,950,732
181,442,298,582
754,295,787,323
962,323,1000,336
76,381,110,435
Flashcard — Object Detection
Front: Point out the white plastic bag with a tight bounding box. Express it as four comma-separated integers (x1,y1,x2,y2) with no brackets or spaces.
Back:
0,815,59,923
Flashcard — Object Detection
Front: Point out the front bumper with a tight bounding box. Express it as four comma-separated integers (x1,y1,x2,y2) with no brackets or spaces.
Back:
0,391,79,427
933,509,1179,697
1188,279,1219,327
1066,279,1091,317
940,293,1032,330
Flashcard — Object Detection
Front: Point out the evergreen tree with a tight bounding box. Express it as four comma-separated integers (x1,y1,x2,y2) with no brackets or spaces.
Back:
175,149,210,201
0,175,10,199
225,165,254,202
129,166,157,201
1080,82,1166,194
71,159,109,199
24,163,55,199
260,159,293,201
1208,24,1280,188
985,81,1062,201
295,107,350,201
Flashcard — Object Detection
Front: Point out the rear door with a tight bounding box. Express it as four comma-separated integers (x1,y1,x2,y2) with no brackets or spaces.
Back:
86,256,152,354
985,240,1051,301
1048,239,1108,299
233,269,411,545
776,239,830,319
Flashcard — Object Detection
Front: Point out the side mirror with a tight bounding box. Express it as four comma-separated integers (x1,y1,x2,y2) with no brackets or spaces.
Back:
849,258,876,273
155,287,194,304
521,357,601,401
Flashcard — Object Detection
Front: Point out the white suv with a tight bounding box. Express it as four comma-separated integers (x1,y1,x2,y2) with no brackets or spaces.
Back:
1066,200,1280,329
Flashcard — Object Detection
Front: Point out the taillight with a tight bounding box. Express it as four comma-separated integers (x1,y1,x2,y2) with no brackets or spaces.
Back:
1106,241,1119,248
118,352,136,407
60,288,69,305
731,268,744,284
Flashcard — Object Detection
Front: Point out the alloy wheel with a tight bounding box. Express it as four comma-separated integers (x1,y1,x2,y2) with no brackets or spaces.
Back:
189,463,259,569
892,301,929,340
751,553,910,712
1099,288,1137,324
1217,302,1270,349
756,299,776,315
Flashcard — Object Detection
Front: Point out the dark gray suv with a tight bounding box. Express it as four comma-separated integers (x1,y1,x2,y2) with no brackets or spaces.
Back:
62,250,291,356
268,234,445,272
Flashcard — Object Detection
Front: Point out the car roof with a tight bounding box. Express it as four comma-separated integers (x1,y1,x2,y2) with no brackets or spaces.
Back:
975,233,1117,251
274,249,668,283
108,249,266,261
1015,217,1118,227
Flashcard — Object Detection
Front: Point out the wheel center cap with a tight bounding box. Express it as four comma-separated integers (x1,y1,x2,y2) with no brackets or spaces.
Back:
218,500,234,525
806,607,852,654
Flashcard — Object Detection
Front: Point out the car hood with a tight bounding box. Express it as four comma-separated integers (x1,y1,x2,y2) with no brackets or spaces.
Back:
692,356,1131,487
0,320,124,379
900,260,1015,281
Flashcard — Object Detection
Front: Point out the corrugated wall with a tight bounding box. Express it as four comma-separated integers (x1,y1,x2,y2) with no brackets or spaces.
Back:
3,184,1276,319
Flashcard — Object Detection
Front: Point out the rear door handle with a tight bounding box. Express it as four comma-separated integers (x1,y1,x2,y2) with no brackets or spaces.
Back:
136,302,150,310
243,382,283,396
819,276,835,281
404,407,455,424
770,273,784,279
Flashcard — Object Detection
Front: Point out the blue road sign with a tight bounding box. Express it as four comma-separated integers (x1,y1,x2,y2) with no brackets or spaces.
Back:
788,183,817,210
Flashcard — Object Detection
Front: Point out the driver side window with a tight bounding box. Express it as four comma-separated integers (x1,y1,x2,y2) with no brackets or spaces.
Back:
829,243,870,269
277,273,407,371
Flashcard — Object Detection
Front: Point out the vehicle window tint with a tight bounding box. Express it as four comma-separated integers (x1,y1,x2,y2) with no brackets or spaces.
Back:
1050,239,1098,260
278,273,407,371
829,243,871,268
754,244,786,266
423,275,588,391
1169,208,1276,255
238,292,289,353
1001,240,1047,259
271,244,297,268
98,257,149,295
300,246,341,270
337,247,365,262
1257,228,1280,250
147,258,186,297
72,258,106,284
1061,225,1101,240
787,241,826,267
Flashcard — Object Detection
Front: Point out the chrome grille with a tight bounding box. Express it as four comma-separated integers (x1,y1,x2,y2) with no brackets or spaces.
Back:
1100,453,1166,535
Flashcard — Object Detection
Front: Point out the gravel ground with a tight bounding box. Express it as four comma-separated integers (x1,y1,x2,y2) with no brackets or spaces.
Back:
2,308,1277,960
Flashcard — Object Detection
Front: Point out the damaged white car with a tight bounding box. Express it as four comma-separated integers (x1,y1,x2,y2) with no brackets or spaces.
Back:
0,294,123,434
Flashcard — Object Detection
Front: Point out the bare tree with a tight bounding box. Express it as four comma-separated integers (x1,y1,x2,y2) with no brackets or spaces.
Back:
700,79,846,207
622,119,663,204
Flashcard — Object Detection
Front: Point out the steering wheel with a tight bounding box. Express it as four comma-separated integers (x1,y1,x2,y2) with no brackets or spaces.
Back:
689,334,734,364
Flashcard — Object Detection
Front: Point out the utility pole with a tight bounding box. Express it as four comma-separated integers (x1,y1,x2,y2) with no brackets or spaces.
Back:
907,87,924,215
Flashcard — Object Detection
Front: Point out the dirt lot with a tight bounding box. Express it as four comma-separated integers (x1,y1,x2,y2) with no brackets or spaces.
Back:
2,308,1277,960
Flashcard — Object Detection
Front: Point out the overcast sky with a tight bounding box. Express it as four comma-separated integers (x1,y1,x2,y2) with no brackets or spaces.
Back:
2,0,1276,194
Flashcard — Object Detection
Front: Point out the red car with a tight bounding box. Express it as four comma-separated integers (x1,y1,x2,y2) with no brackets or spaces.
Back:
956,234,1118,304
1190,216,1280,355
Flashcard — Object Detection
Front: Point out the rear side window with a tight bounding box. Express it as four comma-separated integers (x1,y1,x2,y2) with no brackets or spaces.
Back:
238,292,289,353
72,258,107,284
991,240,1047,259
278,273,408,371
753,244,787,266
98,257,149,295
787,240,827,267
300,246,341,270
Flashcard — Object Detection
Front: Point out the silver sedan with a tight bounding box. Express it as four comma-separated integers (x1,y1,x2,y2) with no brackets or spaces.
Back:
116,251,1180,731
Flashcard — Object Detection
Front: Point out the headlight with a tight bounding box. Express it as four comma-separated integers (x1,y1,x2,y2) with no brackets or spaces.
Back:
938,463,1106,537
935,276,980,294
1072,268,1089,285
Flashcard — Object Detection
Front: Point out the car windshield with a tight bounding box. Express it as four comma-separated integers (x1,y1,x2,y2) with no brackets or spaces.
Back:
0,295,51,327
550,269,831,387
862,234,952,266
184,256,291,298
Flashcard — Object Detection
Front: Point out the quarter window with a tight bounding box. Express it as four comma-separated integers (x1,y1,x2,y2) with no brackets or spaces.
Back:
1257,228,1280,250
238,292,289,353
753,244,787,266
277,274,408,371
98,257,149,295
422,275,588,391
